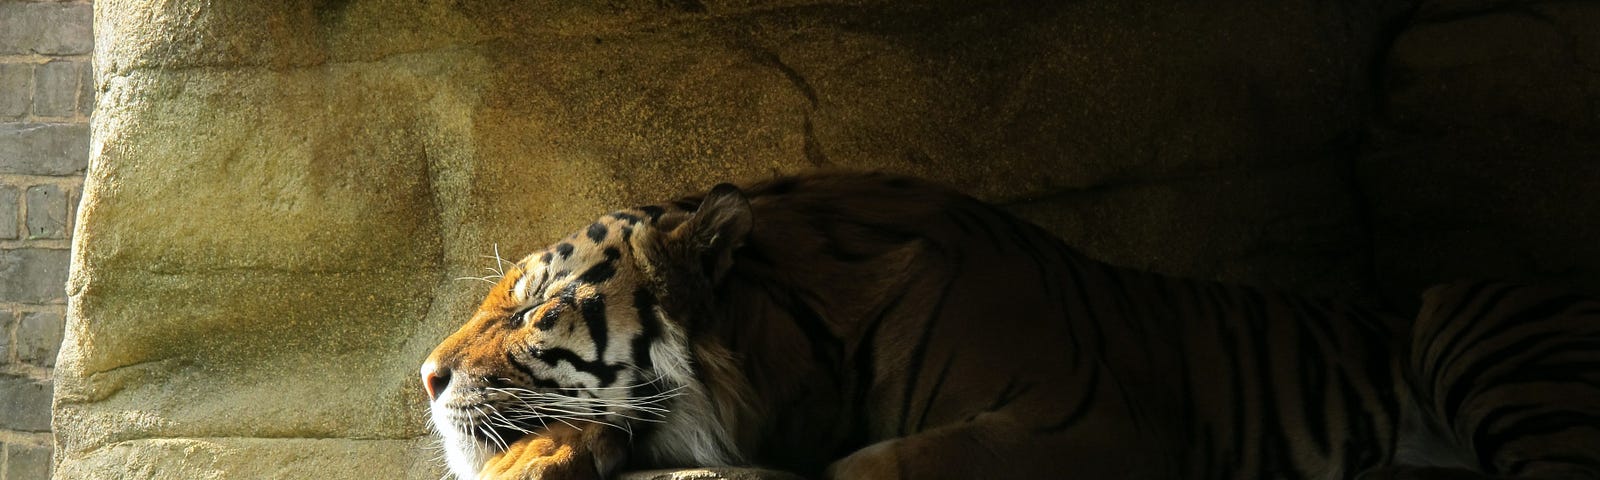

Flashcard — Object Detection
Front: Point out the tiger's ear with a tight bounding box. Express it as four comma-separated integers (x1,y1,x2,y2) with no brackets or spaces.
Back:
635,183,752,289
681,183,752,284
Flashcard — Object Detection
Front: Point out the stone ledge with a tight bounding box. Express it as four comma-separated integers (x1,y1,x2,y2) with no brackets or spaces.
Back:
619,467,808,480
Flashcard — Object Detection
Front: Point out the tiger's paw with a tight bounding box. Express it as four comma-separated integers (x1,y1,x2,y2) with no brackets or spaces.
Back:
824,439,902,480
479,423,621,480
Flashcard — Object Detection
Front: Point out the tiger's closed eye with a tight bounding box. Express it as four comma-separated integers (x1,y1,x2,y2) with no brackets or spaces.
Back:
507,306,536,329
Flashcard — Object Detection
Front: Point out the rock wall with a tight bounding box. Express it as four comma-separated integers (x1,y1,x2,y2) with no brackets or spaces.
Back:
0,1,93,479
56,0,1600,478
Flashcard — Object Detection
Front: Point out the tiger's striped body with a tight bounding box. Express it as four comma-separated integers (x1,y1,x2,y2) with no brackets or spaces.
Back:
421,173,1600,479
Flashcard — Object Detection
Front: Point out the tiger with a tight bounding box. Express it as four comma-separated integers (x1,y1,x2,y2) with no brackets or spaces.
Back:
419,172,1600,479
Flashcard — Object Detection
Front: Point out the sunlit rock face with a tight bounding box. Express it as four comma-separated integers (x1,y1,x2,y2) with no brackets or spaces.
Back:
56,0,1598,478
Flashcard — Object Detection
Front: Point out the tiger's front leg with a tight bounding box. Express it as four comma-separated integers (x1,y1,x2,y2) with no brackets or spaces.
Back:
480,422,628,480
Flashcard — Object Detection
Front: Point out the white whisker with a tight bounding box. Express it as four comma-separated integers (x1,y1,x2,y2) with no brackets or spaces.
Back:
453,275,500,285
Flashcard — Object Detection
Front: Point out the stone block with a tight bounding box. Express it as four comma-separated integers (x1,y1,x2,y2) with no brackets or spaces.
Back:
0,308,12,360
0,64,30,118
17,310,64,367
4,442,54,480
78,59,95,118
25,184,67,239
0,184,18,240
0,375,52,432
54,437,440,480
0,2,93,55
0,248,69,304
32,60,82,118
0,123,89,175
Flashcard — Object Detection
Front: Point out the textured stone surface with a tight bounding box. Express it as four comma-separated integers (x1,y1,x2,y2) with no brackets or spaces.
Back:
32,60,83,119
23,184,67,239
0,123,90,175
1011,156,1375,300
0,2,93,55
17,310,65,367
3,442,53,480
56,0,1599,478
0,376,51,432
0,64,28,119
0,308,12,360
0,249,68,303
1363,0,1600,309
53,437,438,480
0,184,17,240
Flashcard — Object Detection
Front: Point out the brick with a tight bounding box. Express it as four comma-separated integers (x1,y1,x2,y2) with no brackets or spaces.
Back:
32,60,81,118
16,310,63,367
4,442,55,479
0,308,13,361
0,375,51,432
0,249,69,304
25,184,66,239
4,443,53,480
0,63,30,119
77,59,94,118
0,123,89,175
0,3,93,55
0,184,17,240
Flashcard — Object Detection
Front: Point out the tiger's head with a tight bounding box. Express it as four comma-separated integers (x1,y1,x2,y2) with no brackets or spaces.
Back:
421,184,756,479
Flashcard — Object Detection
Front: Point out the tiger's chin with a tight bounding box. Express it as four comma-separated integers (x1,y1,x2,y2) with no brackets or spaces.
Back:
433,408,626,480
431,408,500,480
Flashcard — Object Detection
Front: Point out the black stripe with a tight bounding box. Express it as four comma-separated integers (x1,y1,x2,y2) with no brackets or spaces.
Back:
578,248,622,284
1425,283,1519,381
1473,410,1600,472
1217,288,1249,473
1441,321,1585,424
840,288,894,457
609,212,642,224
1294,306,1332,455
986,377,1034,412
1506,454,1600,476
580,292,609,360
535,303,566,331
1335,372,1383,474
914,355,955,432
536,347,621,386
899,277,957,435
630,288,661,371
1244,290,1302,480
637,205,666,221
507,351,540,381
1164,279,1199,450
784,292,845,383
1037,365,1099,432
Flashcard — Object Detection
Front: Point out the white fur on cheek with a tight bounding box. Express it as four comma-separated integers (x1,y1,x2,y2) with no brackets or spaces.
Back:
634,308,746,467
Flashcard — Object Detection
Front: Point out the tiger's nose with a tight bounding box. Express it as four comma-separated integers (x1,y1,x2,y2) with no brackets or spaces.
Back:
421,362,451,402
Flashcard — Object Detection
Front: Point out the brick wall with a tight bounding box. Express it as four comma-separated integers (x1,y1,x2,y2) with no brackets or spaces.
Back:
0,0,91,478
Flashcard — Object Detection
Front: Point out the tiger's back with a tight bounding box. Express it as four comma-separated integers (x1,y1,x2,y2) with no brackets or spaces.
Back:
770,176,1412,478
